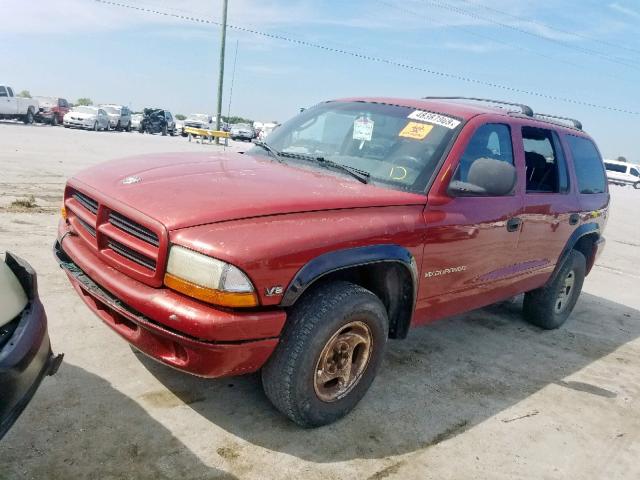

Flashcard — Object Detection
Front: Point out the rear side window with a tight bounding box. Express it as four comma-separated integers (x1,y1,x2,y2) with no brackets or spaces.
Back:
631,167,640,178
604,163,627,173
522,127,569,193
565,135,606,194
0,87,7,97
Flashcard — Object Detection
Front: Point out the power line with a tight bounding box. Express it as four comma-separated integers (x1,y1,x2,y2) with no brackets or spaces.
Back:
374,0,621,79
93,0,640,115
416,0,640,70
456,0,640,57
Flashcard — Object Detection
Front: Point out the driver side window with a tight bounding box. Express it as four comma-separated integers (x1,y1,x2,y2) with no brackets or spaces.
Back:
452,123,514,184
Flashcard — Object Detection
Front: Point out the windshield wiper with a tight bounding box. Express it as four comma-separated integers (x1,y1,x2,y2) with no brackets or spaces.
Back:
253,140,284,163
278,152,370,184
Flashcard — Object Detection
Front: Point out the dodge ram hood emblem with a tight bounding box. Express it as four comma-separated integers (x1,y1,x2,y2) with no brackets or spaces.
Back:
122,176,142,185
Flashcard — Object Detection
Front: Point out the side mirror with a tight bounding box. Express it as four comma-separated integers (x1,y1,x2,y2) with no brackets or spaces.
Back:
448,158,516,197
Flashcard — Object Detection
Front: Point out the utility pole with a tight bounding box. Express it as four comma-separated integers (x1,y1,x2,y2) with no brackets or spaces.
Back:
215,0,229,143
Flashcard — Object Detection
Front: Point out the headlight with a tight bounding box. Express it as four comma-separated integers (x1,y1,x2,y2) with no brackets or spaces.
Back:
164,245,258,308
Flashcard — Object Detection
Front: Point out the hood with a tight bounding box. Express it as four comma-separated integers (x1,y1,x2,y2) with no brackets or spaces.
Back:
70,152,427,231
68,112,95,120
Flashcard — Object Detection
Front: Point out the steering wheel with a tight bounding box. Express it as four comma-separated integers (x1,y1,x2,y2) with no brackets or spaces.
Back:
388,155,421,181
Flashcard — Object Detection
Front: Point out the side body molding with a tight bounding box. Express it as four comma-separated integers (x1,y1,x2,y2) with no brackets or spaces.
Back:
280,245,418,308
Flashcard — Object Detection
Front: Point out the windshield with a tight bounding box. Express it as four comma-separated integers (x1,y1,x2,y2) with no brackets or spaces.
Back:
233,123,251,129
102,106,120,114
74,106,97,114
248,101,461,192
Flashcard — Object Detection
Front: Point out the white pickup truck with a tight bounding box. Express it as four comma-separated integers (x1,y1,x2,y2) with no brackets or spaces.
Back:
0,85,39,124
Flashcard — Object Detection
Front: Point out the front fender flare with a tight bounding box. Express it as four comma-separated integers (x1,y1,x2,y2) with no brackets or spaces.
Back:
280,244,418,309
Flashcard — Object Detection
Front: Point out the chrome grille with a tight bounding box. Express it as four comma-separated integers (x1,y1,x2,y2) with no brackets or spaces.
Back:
108,211,159,247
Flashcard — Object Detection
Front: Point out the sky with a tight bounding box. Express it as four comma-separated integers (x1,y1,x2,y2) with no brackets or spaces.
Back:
2,0,639,160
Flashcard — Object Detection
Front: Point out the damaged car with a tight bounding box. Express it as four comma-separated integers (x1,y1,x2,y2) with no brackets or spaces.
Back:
1,252,62,440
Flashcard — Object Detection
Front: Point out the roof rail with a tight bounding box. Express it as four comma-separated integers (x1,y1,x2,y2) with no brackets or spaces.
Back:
533,113,583,130
422,96,534,117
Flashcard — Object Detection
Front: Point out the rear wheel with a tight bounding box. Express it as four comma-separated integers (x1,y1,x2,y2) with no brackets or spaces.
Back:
523,250,586,329
125,122,131,132
51,115,58,126
162,124,168,136
262,281,388,427
93,122,98,132
634,182,640,190
24,109,34,124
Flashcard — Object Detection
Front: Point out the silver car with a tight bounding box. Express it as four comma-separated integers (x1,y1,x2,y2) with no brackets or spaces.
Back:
100,104,132,131
63,106,110,131
230,123,256,141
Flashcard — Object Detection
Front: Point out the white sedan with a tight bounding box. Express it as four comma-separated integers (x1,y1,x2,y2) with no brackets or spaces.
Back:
63,106,110,131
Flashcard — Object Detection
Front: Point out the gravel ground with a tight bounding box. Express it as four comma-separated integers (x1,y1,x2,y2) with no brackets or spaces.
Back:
0,122,638,480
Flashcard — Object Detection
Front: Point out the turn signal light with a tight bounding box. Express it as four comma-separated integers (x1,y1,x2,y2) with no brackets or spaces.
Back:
164,273,258,308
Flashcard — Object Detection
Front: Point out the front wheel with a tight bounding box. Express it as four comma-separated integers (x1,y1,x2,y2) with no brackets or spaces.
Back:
523,250,586,329
262,281,388,427
634,182,640,190
162,124,168,136
51,115,58,126
93,121,98,131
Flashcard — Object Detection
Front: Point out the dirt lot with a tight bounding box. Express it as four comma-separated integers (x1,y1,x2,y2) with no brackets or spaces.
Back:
0,122,638,480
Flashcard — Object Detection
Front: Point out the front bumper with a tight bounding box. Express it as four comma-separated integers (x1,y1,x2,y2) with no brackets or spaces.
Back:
54,223,285,378
64,119,93,129
0,253,63,440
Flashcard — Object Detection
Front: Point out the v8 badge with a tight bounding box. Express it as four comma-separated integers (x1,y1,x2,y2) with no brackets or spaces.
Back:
265,286,284,296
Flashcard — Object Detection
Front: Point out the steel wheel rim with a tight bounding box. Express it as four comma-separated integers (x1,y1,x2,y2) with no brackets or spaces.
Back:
555,269,575,313
314,320,373,403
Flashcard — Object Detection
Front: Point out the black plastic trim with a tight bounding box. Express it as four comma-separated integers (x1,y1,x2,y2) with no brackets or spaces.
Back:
555,222,600,276
280,244,418,308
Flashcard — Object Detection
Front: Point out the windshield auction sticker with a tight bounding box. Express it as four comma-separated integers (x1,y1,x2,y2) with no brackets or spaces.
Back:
407,111,461,129
353,117,374,141
399,121,433,140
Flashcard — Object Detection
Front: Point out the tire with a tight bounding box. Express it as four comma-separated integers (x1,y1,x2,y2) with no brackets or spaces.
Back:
523,250,586,330
126,122,131,132
51,115,58,126
162,124,168,136
24,109,34,124
634,182,640,190
262,281,388,427
116,121,121,131
93,122,98,132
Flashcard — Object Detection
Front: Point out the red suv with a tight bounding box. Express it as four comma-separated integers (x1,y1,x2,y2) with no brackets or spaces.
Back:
35,97,70,126
55,97,608,427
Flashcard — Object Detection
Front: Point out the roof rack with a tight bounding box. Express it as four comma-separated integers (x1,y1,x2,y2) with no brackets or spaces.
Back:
533,113,582,130
422,96,534,117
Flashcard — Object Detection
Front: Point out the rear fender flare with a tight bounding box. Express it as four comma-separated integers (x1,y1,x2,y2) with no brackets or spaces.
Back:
555,222,600,277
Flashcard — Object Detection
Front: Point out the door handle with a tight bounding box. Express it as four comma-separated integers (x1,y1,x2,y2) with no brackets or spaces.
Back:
569,213,580,225
506,217,522,232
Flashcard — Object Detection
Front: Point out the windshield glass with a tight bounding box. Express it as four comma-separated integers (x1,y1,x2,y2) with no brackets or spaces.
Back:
233,123,251,129
188,114,209,121
102,106,120,114
74,106,97,114
249,101,461,192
